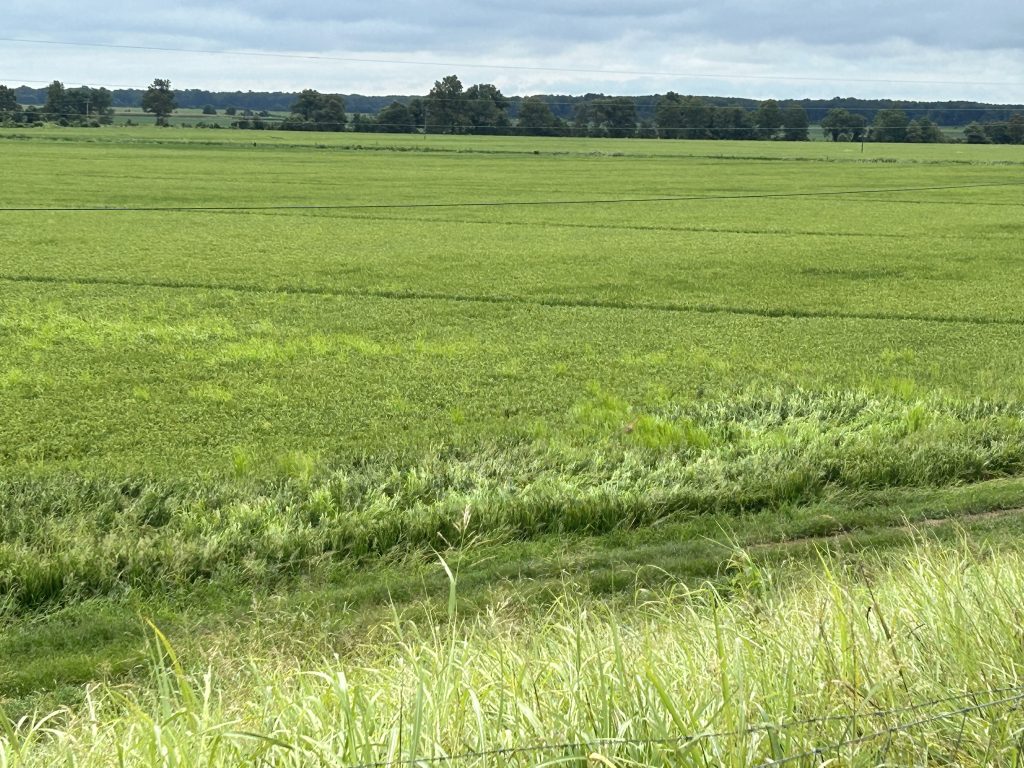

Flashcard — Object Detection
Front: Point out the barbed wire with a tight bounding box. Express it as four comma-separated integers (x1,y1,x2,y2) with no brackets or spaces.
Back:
752,689,1024,767
333,685,1024,768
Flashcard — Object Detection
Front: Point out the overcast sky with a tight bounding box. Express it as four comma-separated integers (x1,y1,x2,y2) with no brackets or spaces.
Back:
3,0,1023,102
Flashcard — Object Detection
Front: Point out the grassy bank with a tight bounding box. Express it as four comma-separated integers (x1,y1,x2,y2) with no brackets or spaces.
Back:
5,539,1024,766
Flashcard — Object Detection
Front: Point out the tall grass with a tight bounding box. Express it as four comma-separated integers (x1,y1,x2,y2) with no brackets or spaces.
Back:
3,389,1023,608
4,541,1024,766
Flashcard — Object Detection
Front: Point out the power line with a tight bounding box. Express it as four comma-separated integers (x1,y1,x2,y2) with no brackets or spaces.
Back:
3,37,1023,88
0,182,1019,215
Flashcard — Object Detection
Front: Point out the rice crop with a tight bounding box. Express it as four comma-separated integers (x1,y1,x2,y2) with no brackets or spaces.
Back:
2,128,1024,758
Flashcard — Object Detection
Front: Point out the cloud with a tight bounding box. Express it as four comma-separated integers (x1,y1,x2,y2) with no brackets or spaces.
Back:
2,0,1023,101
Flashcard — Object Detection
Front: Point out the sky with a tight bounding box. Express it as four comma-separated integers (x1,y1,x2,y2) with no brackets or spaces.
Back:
2,0,1023,102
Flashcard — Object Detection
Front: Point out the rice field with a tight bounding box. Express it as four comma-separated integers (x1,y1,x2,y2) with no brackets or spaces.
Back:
1,126,1024,765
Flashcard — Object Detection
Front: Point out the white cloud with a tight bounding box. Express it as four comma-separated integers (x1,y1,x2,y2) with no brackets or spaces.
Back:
2,0,1023,101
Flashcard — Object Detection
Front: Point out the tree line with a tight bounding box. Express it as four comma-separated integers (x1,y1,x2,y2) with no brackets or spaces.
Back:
240,76,812,140
0,81,116,126
818,107,1024,144
4,78,1023,144
12,83,1023,127
0,79,177,126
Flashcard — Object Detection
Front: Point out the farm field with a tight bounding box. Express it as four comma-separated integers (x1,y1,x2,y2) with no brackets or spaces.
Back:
2,126,1024,765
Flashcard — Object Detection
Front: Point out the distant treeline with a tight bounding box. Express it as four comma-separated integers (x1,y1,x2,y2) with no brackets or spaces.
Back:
3,77,1023,143
11,81,1024,127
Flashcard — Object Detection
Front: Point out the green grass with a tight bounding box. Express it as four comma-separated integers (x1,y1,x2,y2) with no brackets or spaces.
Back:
7,539,1024,766
2,126,1024,761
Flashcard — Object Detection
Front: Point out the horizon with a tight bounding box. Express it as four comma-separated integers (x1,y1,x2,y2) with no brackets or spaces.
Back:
4,0,1023,105
8,79,1024,109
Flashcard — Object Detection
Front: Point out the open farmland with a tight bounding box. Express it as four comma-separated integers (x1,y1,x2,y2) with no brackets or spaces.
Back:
3,127,1024,765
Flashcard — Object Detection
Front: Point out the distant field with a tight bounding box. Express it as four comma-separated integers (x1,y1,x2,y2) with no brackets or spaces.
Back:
3,126,1024,547
105,107,290,127
2,126,1024,764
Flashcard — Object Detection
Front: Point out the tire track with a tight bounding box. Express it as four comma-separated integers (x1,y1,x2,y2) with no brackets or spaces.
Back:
3,272,1024,328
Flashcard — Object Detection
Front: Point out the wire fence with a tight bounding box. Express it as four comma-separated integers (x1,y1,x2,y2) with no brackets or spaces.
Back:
319,685,1024,768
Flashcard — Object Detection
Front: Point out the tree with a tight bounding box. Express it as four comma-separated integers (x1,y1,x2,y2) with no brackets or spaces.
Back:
821,108,867,142
44,80,68,122
0,85,21,121
202,104,217,115
821,108,849,141
517,97,562,136
142,79,177,125
351,113,375,132
905,117,943,143
425,75,466,134
704,105,753,140
375,101,415,133
655,93,711,139
871,108,909,142
678,96,712,139
588,97,637,138
781,105,810,141
39,81,112,125
847,113,868,142
225,106,237,116
1009,114,1024,144
654,92,685,139
754,99,784,139
463,83,511,134
282,90,346,131
710,106,756,140
963,122,990,144
66,87,113,122
982,121,1012,144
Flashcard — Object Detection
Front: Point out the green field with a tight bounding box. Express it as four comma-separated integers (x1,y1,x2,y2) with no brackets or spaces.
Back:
2,127,1024,765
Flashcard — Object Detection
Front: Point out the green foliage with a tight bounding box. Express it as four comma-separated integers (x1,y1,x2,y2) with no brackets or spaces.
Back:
141,79,176,126
754,98,784,139
425,74,466,134
574,96,638,138
7,544,1024,765
516,96,564,136
905,116,945,143
821,108,868,141
655,94,775,141
423,76,513,135
281,89,346,131
0,85,20,120
871,108,910,142
780,104,810,141
966,113,1024,144
371,100,416,133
